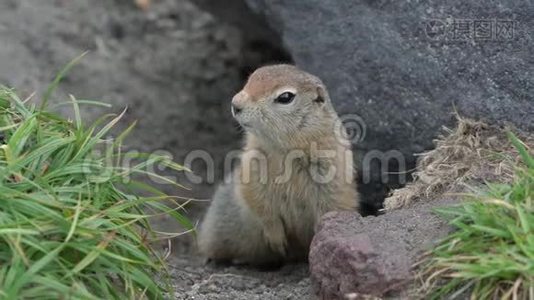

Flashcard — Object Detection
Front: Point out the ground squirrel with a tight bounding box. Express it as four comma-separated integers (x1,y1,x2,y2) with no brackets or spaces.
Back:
198,64,358,266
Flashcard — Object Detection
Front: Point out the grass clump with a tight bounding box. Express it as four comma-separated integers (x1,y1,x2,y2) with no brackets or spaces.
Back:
421,132,534,299
0,86,190,299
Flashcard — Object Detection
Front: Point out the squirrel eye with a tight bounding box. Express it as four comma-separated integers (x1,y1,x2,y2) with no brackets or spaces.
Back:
274,92,295,104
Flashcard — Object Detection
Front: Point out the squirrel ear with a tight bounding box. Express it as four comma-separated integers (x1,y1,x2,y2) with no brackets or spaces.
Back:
313,86,327,106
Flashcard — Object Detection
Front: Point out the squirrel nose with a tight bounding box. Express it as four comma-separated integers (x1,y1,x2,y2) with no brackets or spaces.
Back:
231,103,242,116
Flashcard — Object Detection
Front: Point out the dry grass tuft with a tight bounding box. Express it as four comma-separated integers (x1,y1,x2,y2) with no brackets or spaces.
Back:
384,116,534,210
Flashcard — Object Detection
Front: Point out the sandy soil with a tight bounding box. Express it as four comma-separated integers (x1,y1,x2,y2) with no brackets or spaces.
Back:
168,256,311,299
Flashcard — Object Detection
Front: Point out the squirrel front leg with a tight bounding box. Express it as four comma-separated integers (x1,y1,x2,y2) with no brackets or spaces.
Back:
237,181,288,256
261,216,288,256
237,150,289,256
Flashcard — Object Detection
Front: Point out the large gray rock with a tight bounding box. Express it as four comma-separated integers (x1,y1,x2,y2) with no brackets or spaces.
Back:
245,0,533,147
309,198,455,299
215,0,534,209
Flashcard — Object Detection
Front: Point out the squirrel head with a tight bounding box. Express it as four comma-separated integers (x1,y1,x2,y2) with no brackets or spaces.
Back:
231,64,337,149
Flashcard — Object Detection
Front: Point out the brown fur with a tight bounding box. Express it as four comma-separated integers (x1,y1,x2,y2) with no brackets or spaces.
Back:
198,64,359,265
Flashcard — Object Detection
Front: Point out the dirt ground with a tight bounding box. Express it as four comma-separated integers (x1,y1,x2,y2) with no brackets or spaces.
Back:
168,256,311,300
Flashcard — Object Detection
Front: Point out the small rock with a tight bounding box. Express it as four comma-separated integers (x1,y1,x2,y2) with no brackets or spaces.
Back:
309,198,456,299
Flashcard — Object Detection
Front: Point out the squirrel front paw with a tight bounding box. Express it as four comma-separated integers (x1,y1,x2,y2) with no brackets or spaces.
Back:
263,225,287,256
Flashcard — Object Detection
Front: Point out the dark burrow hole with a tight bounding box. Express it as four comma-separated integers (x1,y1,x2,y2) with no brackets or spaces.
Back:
358,158,416,216
238,39,293,81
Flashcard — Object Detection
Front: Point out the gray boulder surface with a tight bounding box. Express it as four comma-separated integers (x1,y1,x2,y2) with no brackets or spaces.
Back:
244,0,533,145
224,0,534,210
